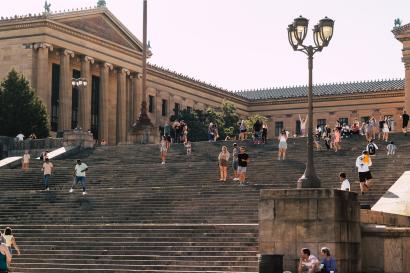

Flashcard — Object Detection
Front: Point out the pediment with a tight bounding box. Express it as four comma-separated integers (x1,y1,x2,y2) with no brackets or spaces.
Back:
52,11,143,51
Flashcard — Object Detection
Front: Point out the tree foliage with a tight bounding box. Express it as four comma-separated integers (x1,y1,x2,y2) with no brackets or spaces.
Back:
244,114,268,132
0,69,49,138
169,100,240,141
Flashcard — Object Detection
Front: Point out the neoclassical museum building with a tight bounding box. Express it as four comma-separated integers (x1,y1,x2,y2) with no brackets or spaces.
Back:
0,4,409,144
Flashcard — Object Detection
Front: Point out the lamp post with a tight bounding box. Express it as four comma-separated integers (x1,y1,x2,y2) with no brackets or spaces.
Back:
287,16,334,188
71,78,88,87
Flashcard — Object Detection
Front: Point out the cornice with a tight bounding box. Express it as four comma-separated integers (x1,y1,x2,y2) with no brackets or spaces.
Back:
147,65,248,104
0,19,143,59
249,90,404,107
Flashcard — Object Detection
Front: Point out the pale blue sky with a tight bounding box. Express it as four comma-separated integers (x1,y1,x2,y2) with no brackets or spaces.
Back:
2,0,409,90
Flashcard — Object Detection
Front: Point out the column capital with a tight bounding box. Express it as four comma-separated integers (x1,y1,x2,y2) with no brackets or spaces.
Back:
130,72,142,79
100,62,113,70
118,68,130,75
61,49,75,58
82,55,95,64
33,42,53,51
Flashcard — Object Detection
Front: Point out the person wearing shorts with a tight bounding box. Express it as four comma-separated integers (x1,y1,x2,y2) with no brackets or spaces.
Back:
237,147,249,186
356,150,372,195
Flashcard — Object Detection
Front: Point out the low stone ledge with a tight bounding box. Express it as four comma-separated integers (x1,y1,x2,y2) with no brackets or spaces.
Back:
361,210,410,227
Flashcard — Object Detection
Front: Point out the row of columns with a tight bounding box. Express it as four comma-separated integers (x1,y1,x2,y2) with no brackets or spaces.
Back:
33,43,140,144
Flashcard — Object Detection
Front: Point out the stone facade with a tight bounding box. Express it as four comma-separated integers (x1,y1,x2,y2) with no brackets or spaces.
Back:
259,189,361,273
0,7,409,144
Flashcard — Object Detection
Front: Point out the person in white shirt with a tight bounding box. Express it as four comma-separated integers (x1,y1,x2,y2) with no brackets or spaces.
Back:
16,133,24,142
21,150,30,172
41,158,54,191
387,141,397,156
339,172,350,191
70,159,88,195
356,151,372,195
298,248,320,273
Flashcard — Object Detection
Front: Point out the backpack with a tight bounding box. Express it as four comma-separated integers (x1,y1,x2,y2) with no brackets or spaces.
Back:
368,143,376,155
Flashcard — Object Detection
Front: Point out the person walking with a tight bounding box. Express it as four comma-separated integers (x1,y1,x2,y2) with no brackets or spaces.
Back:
333,128,341,152
386,141,397,156
2,227,20,257
239,120,247,140
278,130,288,160
41,158,53,191
366,139,378,156
356,150,373,195
0,241,11,273
70,159,88,195
232,143,239,181
382,118,390,142
218,146,230,182
262,123,268,144
401,110,409,135
21,150,30,172
237,146,250,186
160,136,168,165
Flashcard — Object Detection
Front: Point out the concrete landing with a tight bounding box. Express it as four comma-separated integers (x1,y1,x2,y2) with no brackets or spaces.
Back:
372,171,410,216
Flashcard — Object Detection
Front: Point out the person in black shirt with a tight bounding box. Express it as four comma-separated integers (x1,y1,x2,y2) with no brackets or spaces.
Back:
237,146,250,186
401,111,409,135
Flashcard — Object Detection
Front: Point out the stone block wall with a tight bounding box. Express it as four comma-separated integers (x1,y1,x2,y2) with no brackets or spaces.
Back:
361,210,410,273
259,189,361,273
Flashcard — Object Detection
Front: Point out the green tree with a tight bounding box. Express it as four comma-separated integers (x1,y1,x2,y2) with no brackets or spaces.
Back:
170,109,209,141
244,114,268,132
207,101,239,140
0,69,49,138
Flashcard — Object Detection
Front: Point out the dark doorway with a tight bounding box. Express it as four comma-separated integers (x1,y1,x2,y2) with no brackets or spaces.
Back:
51,64,60,132
71,70,81,129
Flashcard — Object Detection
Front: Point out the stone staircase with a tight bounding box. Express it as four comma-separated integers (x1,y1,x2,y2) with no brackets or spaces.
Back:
1,134,409,272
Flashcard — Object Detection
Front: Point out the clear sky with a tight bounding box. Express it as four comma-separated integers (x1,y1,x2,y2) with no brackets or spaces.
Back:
2,0,409,90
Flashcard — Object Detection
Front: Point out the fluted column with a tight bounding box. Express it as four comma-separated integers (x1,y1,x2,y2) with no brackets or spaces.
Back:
98,62,113,142
34,43,53,116
117,68,130,143
58,49,74,132
78,56,94,131
131,73,142,123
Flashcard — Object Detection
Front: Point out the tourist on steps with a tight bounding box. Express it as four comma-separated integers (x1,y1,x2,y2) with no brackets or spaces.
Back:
278,130,288,160
237,146,250,186
232,143,239,181
2,228,20,257
299,114,308,137
184,140,192,155
41,158,53,191
319,247,337,273
386,141,397,156
401,110,409,135
160,136,168,165
21,150,30,172
339,172,350,191
0,240,11,273
70,159,88,195
356,150,373,195
218,146,230,182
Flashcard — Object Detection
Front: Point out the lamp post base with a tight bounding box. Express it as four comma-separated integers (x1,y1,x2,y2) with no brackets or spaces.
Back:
297,173,321,189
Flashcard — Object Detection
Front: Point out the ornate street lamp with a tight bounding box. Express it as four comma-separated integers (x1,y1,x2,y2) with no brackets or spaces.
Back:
71,78,88,87
287,15,334,188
